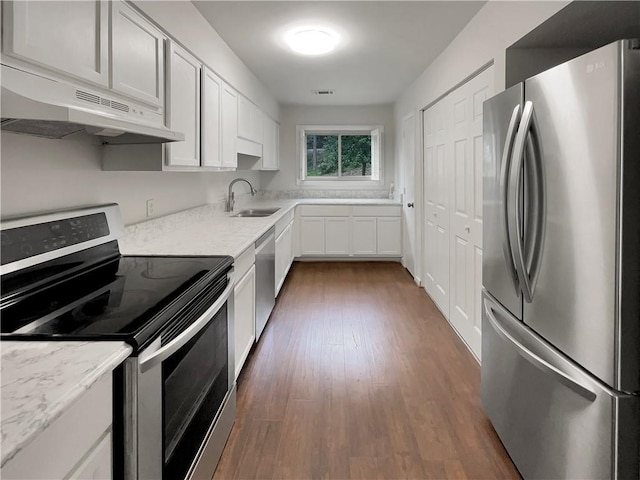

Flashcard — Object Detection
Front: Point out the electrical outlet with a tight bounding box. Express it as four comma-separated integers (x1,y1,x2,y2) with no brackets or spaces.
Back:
146,199,155,217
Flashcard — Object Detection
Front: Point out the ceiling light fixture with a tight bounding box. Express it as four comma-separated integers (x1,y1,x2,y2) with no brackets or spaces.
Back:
286,27,339,56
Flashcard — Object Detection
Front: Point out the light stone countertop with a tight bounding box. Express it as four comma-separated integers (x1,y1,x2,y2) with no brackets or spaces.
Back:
120,198,402,258
1,341,132,467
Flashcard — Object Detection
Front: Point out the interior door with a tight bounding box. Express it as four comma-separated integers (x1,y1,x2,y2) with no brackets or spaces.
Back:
448,66,493,358
401,113,417,277
423,100,450,317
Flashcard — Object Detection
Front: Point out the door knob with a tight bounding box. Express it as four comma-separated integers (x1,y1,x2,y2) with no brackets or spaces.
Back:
407,202,414,208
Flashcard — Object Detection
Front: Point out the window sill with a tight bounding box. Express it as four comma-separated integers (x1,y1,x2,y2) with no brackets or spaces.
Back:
296,178,385,189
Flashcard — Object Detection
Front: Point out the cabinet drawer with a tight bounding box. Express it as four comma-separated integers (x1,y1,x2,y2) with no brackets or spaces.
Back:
351,205,401,217
235,245,255,280
297,205,350,217
275,209,295,238
68,431,112,480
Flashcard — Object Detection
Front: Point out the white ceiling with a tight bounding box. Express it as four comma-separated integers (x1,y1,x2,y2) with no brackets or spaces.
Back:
192,1,486,106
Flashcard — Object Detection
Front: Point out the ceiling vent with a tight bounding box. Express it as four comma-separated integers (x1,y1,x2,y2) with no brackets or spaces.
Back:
313,90,334,95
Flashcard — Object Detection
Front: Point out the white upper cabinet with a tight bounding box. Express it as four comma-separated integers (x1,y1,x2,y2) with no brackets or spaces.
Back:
202,66,222,168
166,40,201,167
2,0,109,87
262,116,279,170
237,94,263,144
110,0,165,108
221,84,238,168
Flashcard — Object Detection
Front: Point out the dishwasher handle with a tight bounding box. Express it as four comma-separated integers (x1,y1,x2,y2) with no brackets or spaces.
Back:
255,227,275,253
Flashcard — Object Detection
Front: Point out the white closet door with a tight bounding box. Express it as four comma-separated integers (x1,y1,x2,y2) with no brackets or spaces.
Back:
448,67,493,359
423,99,450,317
423,66,494,360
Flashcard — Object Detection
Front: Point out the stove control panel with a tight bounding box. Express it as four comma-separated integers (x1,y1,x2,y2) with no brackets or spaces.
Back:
1,213,110,265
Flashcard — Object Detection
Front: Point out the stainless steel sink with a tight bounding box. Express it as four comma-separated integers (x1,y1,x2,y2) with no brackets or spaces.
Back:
231,208,280,218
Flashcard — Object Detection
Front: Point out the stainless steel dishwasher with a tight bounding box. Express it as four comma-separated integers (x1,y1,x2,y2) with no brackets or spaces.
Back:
255,227,275,340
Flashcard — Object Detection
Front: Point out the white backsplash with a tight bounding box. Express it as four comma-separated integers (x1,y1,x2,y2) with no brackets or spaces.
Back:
261,189,391,200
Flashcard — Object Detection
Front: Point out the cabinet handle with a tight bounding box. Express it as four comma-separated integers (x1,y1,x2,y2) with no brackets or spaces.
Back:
465,226,471,233
407,202,414,208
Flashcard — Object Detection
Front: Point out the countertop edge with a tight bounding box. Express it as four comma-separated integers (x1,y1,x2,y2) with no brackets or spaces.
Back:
1,342,132,467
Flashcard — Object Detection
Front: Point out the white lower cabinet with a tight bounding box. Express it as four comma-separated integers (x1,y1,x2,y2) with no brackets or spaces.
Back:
234,263,255,379
351,217,377,255
2,374,113,480
299,217,325,255
275,219,294,296
297,205,402,258
68,432,112,480
325,217,350,255
377,217,402,256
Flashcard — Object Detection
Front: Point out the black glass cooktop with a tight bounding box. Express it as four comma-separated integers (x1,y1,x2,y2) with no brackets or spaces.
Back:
0,245,233,351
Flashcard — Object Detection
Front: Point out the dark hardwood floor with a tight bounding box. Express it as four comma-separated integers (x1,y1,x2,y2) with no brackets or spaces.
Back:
213,262,519,480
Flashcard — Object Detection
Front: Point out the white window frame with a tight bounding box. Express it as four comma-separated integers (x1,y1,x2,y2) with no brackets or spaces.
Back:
297,125,384,187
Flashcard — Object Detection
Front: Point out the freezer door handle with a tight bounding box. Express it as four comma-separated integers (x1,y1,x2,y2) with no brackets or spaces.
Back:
500,104,522,294
484,297,597,402
508,101,545,303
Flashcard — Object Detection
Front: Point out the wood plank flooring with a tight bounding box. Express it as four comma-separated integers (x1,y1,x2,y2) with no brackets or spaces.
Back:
213,262,519,480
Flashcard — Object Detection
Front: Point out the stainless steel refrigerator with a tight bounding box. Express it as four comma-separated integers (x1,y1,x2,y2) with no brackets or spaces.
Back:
481,39,640,479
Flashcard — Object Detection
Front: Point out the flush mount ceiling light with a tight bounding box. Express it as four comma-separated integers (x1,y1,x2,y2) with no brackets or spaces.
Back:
286,27,339,56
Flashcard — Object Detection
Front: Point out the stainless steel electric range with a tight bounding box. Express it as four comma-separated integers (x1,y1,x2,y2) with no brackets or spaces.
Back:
0,204,236,480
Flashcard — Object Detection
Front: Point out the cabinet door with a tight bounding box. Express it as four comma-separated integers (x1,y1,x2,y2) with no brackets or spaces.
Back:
251,106,263,144
325,217,349,255
262,117,279,170
275,225,289,296
221,83,238,168
300,217,325,255
3,0,109,87
166,40,200,167
234,265,255,379
351,217,377,255
202,67,222,167
237,94,252,141
377,217,402,256
284,221,294,271
110,0,165,108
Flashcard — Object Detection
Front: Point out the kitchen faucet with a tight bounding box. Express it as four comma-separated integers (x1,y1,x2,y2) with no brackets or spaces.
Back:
226,178,257,212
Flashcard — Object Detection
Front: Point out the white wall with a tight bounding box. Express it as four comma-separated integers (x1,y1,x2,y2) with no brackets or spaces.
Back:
393,0,568,276
264,104,395,193
0,1,278,226
134,0,279,121
0,132,260,225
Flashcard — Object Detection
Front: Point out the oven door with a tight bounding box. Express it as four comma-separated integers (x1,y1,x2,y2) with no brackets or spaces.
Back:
121,270,235,480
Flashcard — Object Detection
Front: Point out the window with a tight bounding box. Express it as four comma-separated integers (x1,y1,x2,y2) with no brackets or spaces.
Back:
298,125,382,183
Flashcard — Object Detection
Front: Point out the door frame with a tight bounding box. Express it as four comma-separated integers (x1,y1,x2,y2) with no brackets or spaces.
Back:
400,112,419,283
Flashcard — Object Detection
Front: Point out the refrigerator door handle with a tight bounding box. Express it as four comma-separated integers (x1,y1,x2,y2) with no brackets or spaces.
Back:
508,101,544,303
484,297,597,402
523,110,546,297
500,104,522,294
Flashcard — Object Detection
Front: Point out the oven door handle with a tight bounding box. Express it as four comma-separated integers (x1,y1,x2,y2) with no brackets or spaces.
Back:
139,272,235,373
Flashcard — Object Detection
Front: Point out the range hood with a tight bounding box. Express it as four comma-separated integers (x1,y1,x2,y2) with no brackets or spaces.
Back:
1,65,184,144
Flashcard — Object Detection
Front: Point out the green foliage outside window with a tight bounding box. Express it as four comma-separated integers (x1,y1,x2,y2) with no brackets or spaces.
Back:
307,134,371,177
